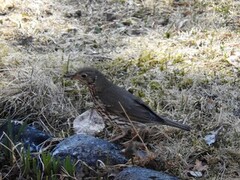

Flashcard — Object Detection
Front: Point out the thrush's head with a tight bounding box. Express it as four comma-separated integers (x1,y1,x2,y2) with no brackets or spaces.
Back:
65,67,111,91
65,67,100,85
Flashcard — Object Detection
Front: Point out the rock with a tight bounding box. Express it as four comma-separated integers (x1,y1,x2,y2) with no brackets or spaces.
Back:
73,109,105,135
115,167,179,180
52,134,127,167
0,120,51,152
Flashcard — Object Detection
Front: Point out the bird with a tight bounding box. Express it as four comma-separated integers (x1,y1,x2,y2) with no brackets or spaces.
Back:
65,67,191,133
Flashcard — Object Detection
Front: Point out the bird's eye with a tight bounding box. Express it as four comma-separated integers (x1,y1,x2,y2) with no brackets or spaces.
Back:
81,73,87,78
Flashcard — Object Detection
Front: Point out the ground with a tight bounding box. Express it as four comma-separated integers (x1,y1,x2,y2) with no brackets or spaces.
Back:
0,0,240,179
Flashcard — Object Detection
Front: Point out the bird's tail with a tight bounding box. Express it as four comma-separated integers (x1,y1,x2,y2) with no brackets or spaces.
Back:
159,116,191,131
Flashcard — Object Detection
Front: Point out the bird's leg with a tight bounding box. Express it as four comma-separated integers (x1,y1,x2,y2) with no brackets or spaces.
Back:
121,134,138,146
94,110,127,141
109,127,130,142
121,126,146,146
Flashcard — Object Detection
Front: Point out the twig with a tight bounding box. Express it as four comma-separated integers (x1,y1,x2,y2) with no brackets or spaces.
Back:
118,102,150,154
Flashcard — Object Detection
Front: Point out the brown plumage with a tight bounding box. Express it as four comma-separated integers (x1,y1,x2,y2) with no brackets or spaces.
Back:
65,67,191,131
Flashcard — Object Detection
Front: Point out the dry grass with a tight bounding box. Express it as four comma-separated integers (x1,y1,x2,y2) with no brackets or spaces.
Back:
0,0,240,179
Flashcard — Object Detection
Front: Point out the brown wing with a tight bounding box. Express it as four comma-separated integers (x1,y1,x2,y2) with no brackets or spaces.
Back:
98,85,165,123
98,84,191,131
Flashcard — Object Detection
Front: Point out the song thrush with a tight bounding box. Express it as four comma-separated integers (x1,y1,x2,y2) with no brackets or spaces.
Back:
65,67,191,131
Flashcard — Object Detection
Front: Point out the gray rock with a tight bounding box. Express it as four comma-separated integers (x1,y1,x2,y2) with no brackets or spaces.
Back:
115,167,179,180
0,120,51,152
52,134,127,167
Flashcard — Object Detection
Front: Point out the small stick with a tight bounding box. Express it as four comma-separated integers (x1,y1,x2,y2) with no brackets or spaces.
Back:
118,102,150,154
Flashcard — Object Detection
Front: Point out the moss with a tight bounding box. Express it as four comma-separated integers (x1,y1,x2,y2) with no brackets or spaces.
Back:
178,78,194,90
137,51,156,65
164,31,171,39
149,81,162,91
111,0,126,4
214,3,231,15
136,90,145,98
172,54,184,64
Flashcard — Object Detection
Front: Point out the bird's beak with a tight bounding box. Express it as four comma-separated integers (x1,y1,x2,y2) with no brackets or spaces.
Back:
63,72,76,79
